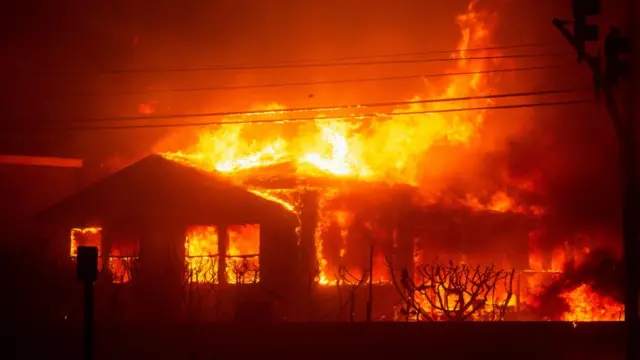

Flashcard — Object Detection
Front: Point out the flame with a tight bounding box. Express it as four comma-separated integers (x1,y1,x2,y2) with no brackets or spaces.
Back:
524,231,624,321
159,2,535,286
70,227,103,272
69,227,136,283
161,1,502,188
248,189,297,213
185,226,219,283
227,225,260,284
147,0,603,320
68,1,621,322
70,227,102,258
314,192,335,285
463,191,542,215
158,1,533,221
561,284,624,321
109,248,135,284
184,225,261,284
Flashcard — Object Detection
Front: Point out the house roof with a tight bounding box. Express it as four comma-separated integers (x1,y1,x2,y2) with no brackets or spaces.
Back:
235,160,419,191
34,155,298,227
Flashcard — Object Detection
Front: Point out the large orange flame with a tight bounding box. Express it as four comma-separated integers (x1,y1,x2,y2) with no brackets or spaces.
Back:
161,0,532,286
163,1,499,188
154,1,623,320
561,284,624,322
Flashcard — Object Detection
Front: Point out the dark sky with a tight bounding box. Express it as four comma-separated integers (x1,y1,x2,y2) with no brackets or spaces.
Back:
0,0,628,163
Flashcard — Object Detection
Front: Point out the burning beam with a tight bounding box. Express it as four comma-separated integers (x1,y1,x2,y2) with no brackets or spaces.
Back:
0,154,83,168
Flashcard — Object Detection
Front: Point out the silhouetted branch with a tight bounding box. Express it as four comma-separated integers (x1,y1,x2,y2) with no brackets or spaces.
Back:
335,264,368,321
109,252,139,284
227,254,260,284
387,257,515,321
386,257,433,321
182,255,220,321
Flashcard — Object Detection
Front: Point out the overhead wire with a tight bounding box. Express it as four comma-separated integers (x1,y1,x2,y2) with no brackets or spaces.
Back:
30,87,589,125
93,52,577,73
185,41,564,68
4,99,593,132
59,64,570,96
26,51,574,76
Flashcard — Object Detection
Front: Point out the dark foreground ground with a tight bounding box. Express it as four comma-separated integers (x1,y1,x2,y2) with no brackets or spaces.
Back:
4,322,627,359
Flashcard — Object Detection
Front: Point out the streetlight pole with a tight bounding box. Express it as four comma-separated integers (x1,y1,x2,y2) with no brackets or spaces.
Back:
77,246,98,360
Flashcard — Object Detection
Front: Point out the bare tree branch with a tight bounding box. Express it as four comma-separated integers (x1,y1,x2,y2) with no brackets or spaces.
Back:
334,264,368,322
387,257,515,321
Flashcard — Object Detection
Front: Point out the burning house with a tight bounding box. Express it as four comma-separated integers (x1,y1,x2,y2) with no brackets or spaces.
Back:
155,152,543,321
37,153,542,322
36,155,299,321
32,0,626,323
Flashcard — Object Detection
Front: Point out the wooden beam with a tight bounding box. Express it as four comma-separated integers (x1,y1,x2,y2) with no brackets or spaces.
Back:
0,154,83,168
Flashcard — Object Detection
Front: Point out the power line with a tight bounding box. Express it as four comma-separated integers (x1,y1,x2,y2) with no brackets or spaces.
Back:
97,52,576,73
61,65,569,96
36,87,588,124
30,52,575,76
178,41,564,68
7,99,593,132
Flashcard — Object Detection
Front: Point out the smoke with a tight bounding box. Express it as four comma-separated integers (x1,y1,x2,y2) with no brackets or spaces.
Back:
449,0,621,247
412,1,625,272
499,99,622,251
407,1,625,311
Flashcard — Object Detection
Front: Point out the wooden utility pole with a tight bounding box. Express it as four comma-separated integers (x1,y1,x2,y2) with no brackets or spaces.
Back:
553,2,638,358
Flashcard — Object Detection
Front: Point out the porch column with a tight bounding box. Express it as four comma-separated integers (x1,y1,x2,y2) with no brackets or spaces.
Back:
217,224,228,285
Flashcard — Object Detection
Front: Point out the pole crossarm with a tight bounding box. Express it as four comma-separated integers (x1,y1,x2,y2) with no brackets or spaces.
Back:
553,19,626,139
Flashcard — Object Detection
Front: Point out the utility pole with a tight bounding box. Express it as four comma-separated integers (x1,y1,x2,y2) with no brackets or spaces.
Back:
553,1,638,359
